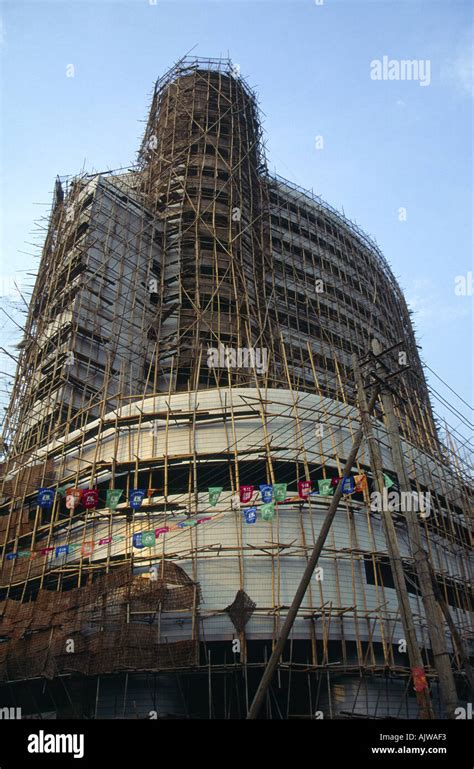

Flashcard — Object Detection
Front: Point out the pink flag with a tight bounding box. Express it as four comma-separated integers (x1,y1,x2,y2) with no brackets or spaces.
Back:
298,480,312,499
239,485,254,504
81,489,98,509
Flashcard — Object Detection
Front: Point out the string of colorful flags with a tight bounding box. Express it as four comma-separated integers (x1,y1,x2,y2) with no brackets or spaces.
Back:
5,515,217,561
36,472,395,512
4,472,396,561
208,473,395,524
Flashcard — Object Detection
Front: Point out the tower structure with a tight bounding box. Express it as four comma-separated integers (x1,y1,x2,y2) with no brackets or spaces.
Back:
0,58,471,719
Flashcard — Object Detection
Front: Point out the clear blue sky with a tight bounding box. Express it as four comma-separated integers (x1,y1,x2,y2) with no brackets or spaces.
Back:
0,0,472,452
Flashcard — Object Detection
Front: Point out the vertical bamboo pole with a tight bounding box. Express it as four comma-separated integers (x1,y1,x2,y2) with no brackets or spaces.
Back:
353,354,434,719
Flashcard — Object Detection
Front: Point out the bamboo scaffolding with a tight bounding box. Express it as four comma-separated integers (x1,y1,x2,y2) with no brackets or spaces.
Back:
0,57,471,720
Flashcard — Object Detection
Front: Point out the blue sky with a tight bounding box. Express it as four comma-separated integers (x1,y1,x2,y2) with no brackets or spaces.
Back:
0,0,472,452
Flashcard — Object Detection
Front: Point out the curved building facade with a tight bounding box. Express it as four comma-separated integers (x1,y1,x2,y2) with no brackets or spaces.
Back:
0,58,472,719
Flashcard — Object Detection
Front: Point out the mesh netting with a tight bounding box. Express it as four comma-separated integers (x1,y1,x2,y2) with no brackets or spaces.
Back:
225,589,256,633
0,562,200,681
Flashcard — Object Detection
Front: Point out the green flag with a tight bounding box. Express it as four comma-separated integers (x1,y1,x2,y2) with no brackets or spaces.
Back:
208,487,223,506
106,489,123,510
273,483,287,502
17,550,31,558
261,502,275,521
141,530,156,547
383,474,394,489
318,479,334,496
56,485,69,498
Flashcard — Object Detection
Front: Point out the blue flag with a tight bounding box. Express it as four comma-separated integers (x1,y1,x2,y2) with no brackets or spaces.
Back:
55,545,69,557
37,488,55,508
133,532,144,549
243,507,257,524
259,484,273,503
129,489,146,510
341,477,355,495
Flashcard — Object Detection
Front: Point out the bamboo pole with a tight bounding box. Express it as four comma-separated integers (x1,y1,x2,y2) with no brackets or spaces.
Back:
371,338,459,718
353,353,434,719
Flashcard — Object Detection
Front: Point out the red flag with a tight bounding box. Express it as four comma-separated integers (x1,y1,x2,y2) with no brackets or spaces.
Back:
412,667,428,692
298,480,312,499
239,485,254,504
81,489,98,509
81,541,94,556
330,476,343,488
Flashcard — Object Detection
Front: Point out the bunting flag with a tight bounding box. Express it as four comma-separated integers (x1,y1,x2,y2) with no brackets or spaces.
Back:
243,507,257,524
383,474,395,489
259,484,273,503
354,474,368,493
208,487,223,506
273,483,287,502
36,469,371,523
37,488,55,508
341,477,355,495
318,479,334,496
298,480,312,499
129,489,146,510
65,488,82,510
141,530,156,547
106,489,123,510
261,502,275,521
412,667,428,692
81,489,99,509
6,515,217,562
239,485,254,504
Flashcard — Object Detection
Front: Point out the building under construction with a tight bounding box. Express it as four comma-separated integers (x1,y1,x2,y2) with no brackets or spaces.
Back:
0,57,472,719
